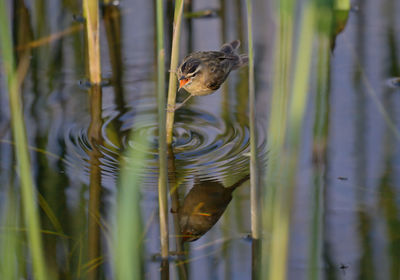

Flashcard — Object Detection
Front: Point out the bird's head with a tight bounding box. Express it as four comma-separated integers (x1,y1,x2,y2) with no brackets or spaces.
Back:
177,58,203,92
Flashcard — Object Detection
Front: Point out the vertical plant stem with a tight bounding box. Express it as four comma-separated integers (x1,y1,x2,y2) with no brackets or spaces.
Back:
0,1,47,279
166,0,184,145
246,0,260,239
83,0,102,277
246,0,261,278
164,1,186,278
278,3,316,279
83,0,101,84
262,0,295,277
288,6,315,131
0,192,20,279
263,0,316,279
334,0,350,10
309,7,333,279
114,136,148,280
156,0,169,260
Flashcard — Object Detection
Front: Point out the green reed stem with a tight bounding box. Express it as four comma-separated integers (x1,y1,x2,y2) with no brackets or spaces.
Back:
0,192,21,279
83,0,101,84
166,0,184,145
308,7,333,279
114,136,149,280
262,0,295,278
156,0,169,260
334,0,350,10
0,1,47,279
263,0,316,279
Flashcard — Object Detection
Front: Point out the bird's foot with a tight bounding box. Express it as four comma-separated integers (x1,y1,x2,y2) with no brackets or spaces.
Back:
166,103,184,112
166,104,174,113
166,104,177,113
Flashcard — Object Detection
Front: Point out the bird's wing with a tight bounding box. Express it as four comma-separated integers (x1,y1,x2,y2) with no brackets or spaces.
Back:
201,52,238,90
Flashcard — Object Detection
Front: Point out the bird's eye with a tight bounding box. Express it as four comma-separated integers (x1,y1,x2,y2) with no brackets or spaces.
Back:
188,65,198,74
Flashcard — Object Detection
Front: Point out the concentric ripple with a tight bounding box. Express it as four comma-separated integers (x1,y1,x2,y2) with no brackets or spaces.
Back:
64,105,265,189
122,107,255,183
171,109,251,180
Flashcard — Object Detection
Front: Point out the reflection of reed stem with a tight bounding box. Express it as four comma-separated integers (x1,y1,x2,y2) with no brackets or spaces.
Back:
103,3,127,147
0,1,47,279
156,0,169,262
167,147,188,280
83,0,101,84
160,259,170,280
87,85,103,280
166,0,184,145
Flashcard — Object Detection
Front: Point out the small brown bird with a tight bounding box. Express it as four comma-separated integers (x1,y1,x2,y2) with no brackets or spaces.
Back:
173,40,248,110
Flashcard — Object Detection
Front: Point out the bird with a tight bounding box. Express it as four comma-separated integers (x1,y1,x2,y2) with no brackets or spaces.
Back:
171,40,248,111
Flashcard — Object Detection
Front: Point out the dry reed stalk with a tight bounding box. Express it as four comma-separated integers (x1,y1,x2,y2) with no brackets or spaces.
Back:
166,0,184,145
83,0,101,84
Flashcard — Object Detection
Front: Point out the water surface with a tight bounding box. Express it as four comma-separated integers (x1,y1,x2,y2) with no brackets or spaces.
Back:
1,0,400,279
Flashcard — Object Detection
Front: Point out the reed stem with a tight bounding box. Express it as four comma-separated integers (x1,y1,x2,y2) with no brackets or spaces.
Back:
114,136,149,280
156,0,169,260
166,0,184,145
263,0,316,279
83,0,101,84
246,0,261,278
0,1,47,279
334,0,350,10
83,0,103,277
246,0,260,240
262,0,295,276
0,194,20,279
308,20,332,279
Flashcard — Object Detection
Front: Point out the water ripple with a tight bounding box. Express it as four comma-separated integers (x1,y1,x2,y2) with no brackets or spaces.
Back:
63,106,264,188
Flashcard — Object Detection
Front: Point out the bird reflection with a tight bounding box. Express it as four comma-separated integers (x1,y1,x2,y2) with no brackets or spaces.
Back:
179,174,250,242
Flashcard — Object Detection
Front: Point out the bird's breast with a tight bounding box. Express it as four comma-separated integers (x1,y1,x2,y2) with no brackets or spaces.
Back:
190,87,215,96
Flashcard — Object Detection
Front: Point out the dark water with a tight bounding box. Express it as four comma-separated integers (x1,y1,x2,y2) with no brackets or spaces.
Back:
1,0,400,279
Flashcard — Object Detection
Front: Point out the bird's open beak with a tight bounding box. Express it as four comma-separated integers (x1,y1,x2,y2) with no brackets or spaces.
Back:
179,76,190,89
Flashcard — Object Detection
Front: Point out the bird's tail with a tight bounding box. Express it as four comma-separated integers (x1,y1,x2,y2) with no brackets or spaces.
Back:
221,40,248,70
220,40,241,54
232,53,249,70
